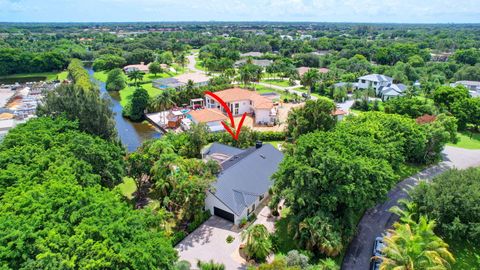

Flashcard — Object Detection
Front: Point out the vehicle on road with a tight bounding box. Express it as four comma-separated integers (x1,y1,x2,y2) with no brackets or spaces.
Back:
371,236,384,270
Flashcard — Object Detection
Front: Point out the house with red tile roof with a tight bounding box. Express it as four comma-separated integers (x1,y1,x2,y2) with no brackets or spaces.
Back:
205,88,278,125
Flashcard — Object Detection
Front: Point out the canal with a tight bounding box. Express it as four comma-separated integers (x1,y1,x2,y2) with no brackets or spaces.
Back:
86,68,161,152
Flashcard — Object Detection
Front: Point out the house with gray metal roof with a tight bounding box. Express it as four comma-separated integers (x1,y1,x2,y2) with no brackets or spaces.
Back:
357,74,393,92
204,142,283,224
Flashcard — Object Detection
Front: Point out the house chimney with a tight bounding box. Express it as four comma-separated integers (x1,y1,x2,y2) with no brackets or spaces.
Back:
255,141,263,149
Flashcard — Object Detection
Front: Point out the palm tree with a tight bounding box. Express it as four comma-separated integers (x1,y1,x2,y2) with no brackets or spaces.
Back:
176,53,187,69
239,68,253,87
298,216,343,257
301,69,320,95
149,89,175,112
380,216,455,270
127,70,143,87
241,224,272,262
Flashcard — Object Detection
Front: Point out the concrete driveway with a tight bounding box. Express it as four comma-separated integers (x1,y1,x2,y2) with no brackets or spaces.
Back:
176,216,246,270
342,146,480,270
176,205,277,270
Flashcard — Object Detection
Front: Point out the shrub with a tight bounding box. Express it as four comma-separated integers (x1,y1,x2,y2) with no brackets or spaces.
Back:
239,218,248,228
172,231,188,245
226,235,235,243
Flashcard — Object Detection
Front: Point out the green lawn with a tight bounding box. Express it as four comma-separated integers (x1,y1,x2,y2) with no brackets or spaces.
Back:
266,141,284,150
117,177,137,199
0,71,68,82
195,58,206,72
254,84,296,101
119,83,163,107
292,86,322,99
448,131,480,150
94,70,175,83
261,79,292,88
448,239,480,269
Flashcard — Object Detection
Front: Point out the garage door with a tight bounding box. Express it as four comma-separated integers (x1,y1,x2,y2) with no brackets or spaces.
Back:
213,207,235,223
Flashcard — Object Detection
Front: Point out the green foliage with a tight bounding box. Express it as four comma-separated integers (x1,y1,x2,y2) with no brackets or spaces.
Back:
384,97,436,118
410,167,480,242
286,98,336,139
67,58,93,90
149,61,163,75
106,68,126,91
197,260,225,270
433,85,469,111
0,118,176,269
451,97,480,130
241,224,272,262
420,113,458,163
0,47,69,76
381,215,455,269
0,117,125,192
453,48,480,65
92,54,127,71
226,235,235,244
123,86,150,121
37,84,118,141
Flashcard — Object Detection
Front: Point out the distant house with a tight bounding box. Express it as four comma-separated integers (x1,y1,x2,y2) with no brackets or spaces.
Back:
240,52,264,58
187,108,228,132
297,67,329,77
332,109,348,121
205,88,278,125
451,81,480,97
203,142,283,224
123,62,150,73
153,73,210,89
357,74,405,100
234,59,273,68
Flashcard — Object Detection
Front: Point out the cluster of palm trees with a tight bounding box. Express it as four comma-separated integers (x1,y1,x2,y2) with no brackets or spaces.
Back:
378,200,455,270
241,224,272,262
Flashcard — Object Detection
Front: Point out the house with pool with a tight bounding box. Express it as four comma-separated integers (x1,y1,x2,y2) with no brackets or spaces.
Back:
205,88,278,126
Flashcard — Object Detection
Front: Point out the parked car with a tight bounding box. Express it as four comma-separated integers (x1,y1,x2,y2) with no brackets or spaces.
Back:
371,236,385,270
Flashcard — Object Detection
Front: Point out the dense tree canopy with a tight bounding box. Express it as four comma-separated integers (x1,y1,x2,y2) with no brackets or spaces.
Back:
286,98,336,139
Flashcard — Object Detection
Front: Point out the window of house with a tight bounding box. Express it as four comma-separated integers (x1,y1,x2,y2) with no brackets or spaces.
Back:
259,195,264,201
361,80,366,83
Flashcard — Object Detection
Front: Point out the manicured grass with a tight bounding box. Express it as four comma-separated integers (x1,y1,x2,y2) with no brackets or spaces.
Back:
448,131,480,150
261,79,292,88
117,177,137,199
119,83,163,107
274,207,300,253
93,71,108,82
195,58,206,71
254,84,296,101
448,239,480,269
292,86,322,99
94,70,175,83
0,71,68,82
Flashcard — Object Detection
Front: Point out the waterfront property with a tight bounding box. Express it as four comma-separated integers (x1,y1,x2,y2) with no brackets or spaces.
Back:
205,88,278,125
187,108,227,132
203,142,283,224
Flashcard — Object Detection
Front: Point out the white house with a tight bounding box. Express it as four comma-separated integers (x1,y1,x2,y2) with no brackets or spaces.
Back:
203,142,283,224
187,108,227,132
357,74,393,93
451,81,480,97
205,88,278,125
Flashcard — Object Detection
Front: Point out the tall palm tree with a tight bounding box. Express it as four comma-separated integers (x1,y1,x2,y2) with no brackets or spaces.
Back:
301,69,320,95
298,216,343,257
239,68,253,87
127,70,143,87
241,224,272,262
380,216,455,270
149,89,175,112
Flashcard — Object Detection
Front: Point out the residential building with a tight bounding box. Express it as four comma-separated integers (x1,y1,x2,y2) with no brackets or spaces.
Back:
357,74,393,92
203,142,283,224
205,88,277,125
234,59,273,68
297,67,329,77
123,62,150,73
357,74,406,100
187,108,227,132
240,52,263,58
153,73,210,89
451,81,480,97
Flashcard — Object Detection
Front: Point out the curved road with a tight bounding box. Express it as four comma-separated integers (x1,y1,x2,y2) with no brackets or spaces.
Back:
342,146,480,270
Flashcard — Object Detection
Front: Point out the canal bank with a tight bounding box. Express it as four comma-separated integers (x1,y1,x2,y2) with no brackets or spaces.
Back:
86,67,161,152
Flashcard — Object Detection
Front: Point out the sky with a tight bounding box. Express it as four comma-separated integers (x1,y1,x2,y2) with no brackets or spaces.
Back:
0,0,479,23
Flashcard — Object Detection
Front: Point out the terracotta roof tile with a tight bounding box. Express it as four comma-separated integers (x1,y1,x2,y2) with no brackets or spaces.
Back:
189,108,228,123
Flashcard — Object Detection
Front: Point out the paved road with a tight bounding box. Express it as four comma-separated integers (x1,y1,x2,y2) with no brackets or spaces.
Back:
342,146,480,270
255,81,319,100
187,53,205,74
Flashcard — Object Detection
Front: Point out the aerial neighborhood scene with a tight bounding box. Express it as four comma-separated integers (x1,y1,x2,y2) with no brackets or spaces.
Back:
1,0,480,269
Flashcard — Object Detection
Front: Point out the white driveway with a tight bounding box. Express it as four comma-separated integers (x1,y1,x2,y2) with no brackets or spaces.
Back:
176,206,277,270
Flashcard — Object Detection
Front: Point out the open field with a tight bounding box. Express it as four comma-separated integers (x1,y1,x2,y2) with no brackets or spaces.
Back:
260,78,292,88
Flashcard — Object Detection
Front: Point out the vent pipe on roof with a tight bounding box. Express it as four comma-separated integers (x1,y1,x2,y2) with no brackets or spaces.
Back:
256,141,263,149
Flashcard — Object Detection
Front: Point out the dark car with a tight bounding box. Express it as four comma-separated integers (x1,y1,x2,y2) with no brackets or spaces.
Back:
371,236,385,270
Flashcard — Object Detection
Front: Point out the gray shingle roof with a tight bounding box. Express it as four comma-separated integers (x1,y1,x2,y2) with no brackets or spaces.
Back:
359,74,393,83
209,143,283,215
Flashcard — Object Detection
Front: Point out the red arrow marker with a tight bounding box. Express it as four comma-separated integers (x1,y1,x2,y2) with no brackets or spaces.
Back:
205,91,247,141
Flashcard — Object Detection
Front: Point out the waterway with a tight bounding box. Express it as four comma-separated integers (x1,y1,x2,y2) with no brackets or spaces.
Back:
86,67,161,152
